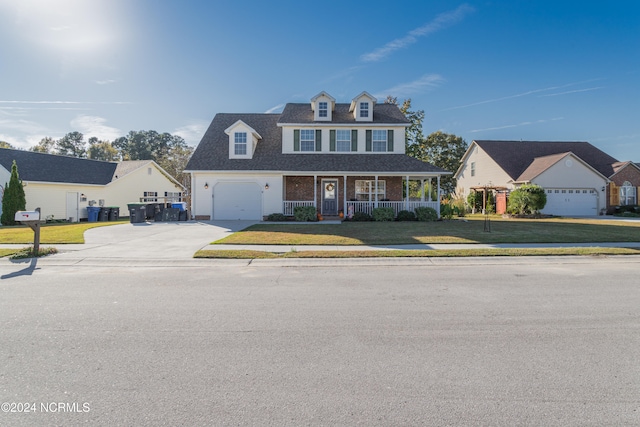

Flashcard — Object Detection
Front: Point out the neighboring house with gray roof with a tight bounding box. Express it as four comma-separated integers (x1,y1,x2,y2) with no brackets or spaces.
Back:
185,91,449,220
454,140,640,216
0,148,184,222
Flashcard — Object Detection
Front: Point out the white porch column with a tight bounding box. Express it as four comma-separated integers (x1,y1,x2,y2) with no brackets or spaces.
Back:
343,174,347,215
374,175,379,208
437,175,441,217
314,174,317,210
421,179,425,202
405,175,410,211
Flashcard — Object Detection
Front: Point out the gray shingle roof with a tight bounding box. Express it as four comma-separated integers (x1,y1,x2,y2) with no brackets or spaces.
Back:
474,140,618,180
278,103,410,125
185,112,447,174
0,148,117,185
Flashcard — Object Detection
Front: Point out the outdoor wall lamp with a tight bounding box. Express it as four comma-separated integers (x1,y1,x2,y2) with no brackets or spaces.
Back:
264,183,269,190
204,182,209,189
601,186,605,192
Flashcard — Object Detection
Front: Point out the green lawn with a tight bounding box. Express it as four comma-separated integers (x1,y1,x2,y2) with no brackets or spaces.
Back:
0,220,127,244
213,216,640,245
0,248,19,258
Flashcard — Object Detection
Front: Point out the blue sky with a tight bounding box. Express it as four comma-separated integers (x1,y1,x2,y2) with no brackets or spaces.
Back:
0,0,638,161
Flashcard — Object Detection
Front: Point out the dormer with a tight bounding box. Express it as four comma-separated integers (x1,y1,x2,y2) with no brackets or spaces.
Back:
311,91,336,122
224,120,262,159
349,91,376,122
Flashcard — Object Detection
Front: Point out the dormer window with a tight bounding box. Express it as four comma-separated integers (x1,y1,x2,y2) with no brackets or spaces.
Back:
234,132,247,155
318,102,328,118
359,102,369,118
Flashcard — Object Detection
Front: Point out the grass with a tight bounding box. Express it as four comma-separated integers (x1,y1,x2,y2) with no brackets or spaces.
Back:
194,247,640,259
8,246,58,259
213,216,640,245
0,220,128,244
0,249,19,258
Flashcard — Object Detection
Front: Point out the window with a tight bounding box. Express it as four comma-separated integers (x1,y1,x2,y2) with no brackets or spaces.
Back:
143,191,157,202
234,132,247,155
300,129,315,151
471,162,476,177
620,181,636,205
360,102,369,118
372,130,387,152
355,180,385,201
336,130,351,152
165,191,182,202
318,102,328,118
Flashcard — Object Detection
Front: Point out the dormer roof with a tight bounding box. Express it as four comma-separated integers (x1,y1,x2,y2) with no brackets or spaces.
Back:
349,91,377,112
310,91,336,109
224,120,262,140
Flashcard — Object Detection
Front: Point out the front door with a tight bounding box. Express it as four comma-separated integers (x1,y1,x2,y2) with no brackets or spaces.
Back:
322,179,338,215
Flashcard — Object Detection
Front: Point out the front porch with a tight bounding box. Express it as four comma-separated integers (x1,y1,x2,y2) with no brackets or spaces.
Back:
282,175,441,218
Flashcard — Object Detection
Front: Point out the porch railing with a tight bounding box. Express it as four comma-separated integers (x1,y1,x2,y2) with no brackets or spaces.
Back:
346,201,439,217
283,201,315,216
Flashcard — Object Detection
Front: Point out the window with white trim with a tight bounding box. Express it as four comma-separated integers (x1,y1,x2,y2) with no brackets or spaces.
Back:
318,102,328,118
234,132,247,155
355,180,385,201
300,129,315,151
620,181,636,205
372,130,387,152
336,130,351,152
359,102,369,118
143,191,158,202
165,191,182,202
471,162,476,177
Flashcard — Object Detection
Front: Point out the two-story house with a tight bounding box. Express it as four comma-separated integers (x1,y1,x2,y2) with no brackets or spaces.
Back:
185,91,449,220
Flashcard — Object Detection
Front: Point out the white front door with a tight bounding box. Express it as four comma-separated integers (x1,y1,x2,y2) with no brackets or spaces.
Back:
66,192,79,222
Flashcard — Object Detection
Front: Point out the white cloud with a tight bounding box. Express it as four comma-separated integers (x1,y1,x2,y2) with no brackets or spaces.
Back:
70,115,121,141
539,87,604,97
173,121,209,146
469,117,564,133
375,74,444,99
96,79,117,85
361,4,474,62
264,104,285,114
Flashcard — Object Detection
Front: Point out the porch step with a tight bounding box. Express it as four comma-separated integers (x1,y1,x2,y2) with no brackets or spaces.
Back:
320,215,343,222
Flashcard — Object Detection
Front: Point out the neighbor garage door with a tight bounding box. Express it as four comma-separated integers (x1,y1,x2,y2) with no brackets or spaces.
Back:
213,182,262,220
541,188,598,216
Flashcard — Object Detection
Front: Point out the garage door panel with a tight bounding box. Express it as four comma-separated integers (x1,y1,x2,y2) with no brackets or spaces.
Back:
541,189,597,216
214,182,262,220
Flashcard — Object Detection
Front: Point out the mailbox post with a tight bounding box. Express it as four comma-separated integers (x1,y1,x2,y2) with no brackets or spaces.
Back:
15,208,41,255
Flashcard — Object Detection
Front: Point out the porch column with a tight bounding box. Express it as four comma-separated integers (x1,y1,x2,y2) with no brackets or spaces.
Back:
405,175,410,211
374,176,379,208
343,174,347,216
314,174,317,210
421,179,425,202
437,175,441,218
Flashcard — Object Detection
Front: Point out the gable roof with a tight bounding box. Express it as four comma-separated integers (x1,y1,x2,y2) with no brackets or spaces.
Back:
0,148,117,185
185,113,447,174
473,140,619,180
611,161,640,177
278,103,409,125
516,151,608,182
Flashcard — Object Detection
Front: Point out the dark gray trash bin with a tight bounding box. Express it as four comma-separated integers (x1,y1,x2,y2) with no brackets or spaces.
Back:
127,203,146,223
108,207,120,221
98,207,110,221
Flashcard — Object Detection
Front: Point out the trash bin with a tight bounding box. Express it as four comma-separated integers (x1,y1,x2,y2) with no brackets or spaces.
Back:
98,207,110,221
127,203,147,223
108,207,119,221
87,206,101,222
146,203,160,221
172,202,187,211
179,210,188,221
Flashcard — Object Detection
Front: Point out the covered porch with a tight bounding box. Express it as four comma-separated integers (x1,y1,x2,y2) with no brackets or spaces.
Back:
282,174,442,218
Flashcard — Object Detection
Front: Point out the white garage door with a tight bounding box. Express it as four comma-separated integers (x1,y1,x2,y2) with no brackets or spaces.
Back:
213,182,262,220
541,188,598,216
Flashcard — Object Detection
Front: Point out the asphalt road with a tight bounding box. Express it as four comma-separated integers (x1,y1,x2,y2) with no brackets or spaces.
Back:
1,258,639,426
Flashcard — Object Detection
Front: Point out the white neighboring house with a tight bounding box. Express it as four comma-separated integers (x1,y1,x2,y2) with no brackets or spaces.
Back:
185,91,450,220
455,140,619,216
0,148,185,222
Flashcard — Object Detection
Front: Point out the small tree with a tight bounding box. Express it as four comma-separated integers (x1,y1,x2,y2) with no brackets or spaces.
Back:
507,184,547,215
1,160,27,226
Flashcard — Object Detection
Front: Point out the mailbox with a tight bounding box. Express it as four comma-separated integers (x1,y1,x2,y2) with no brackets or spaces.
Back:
15,210,40,222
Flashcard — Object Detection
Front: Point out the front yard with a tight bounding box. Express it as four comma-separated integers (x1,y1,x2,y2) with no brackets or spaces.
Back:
213,216,640,245
0,220,128,244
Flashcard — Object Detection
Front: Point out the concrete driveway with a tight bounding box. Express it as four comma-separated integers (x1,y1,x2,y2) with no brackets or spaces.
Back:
51,220,257,260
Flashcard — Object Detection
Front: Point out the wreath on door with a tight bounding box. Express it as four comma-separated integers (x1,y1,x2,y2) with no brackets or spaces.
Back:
325,183,335,191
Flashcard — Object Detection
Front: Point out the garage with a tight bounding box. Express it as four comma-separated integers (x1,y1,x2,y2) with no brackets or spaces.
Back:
213,182,262,220
541,188,598,216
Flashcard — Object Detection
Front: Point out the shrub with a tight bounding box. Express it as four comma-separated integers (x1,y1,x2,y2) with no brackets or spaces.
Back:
1,160,26,226
415,206,438,222
293,206,317,222
372,207,394,221
397,210,416,221
440,203,454,220
266,213,287,221
352,211,372,221
507,184,547,215
467,191,482,212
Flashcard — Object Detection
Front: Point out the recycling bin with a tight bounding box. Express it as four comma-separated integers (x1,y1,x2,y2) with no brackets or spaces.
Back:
87,206,101,222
